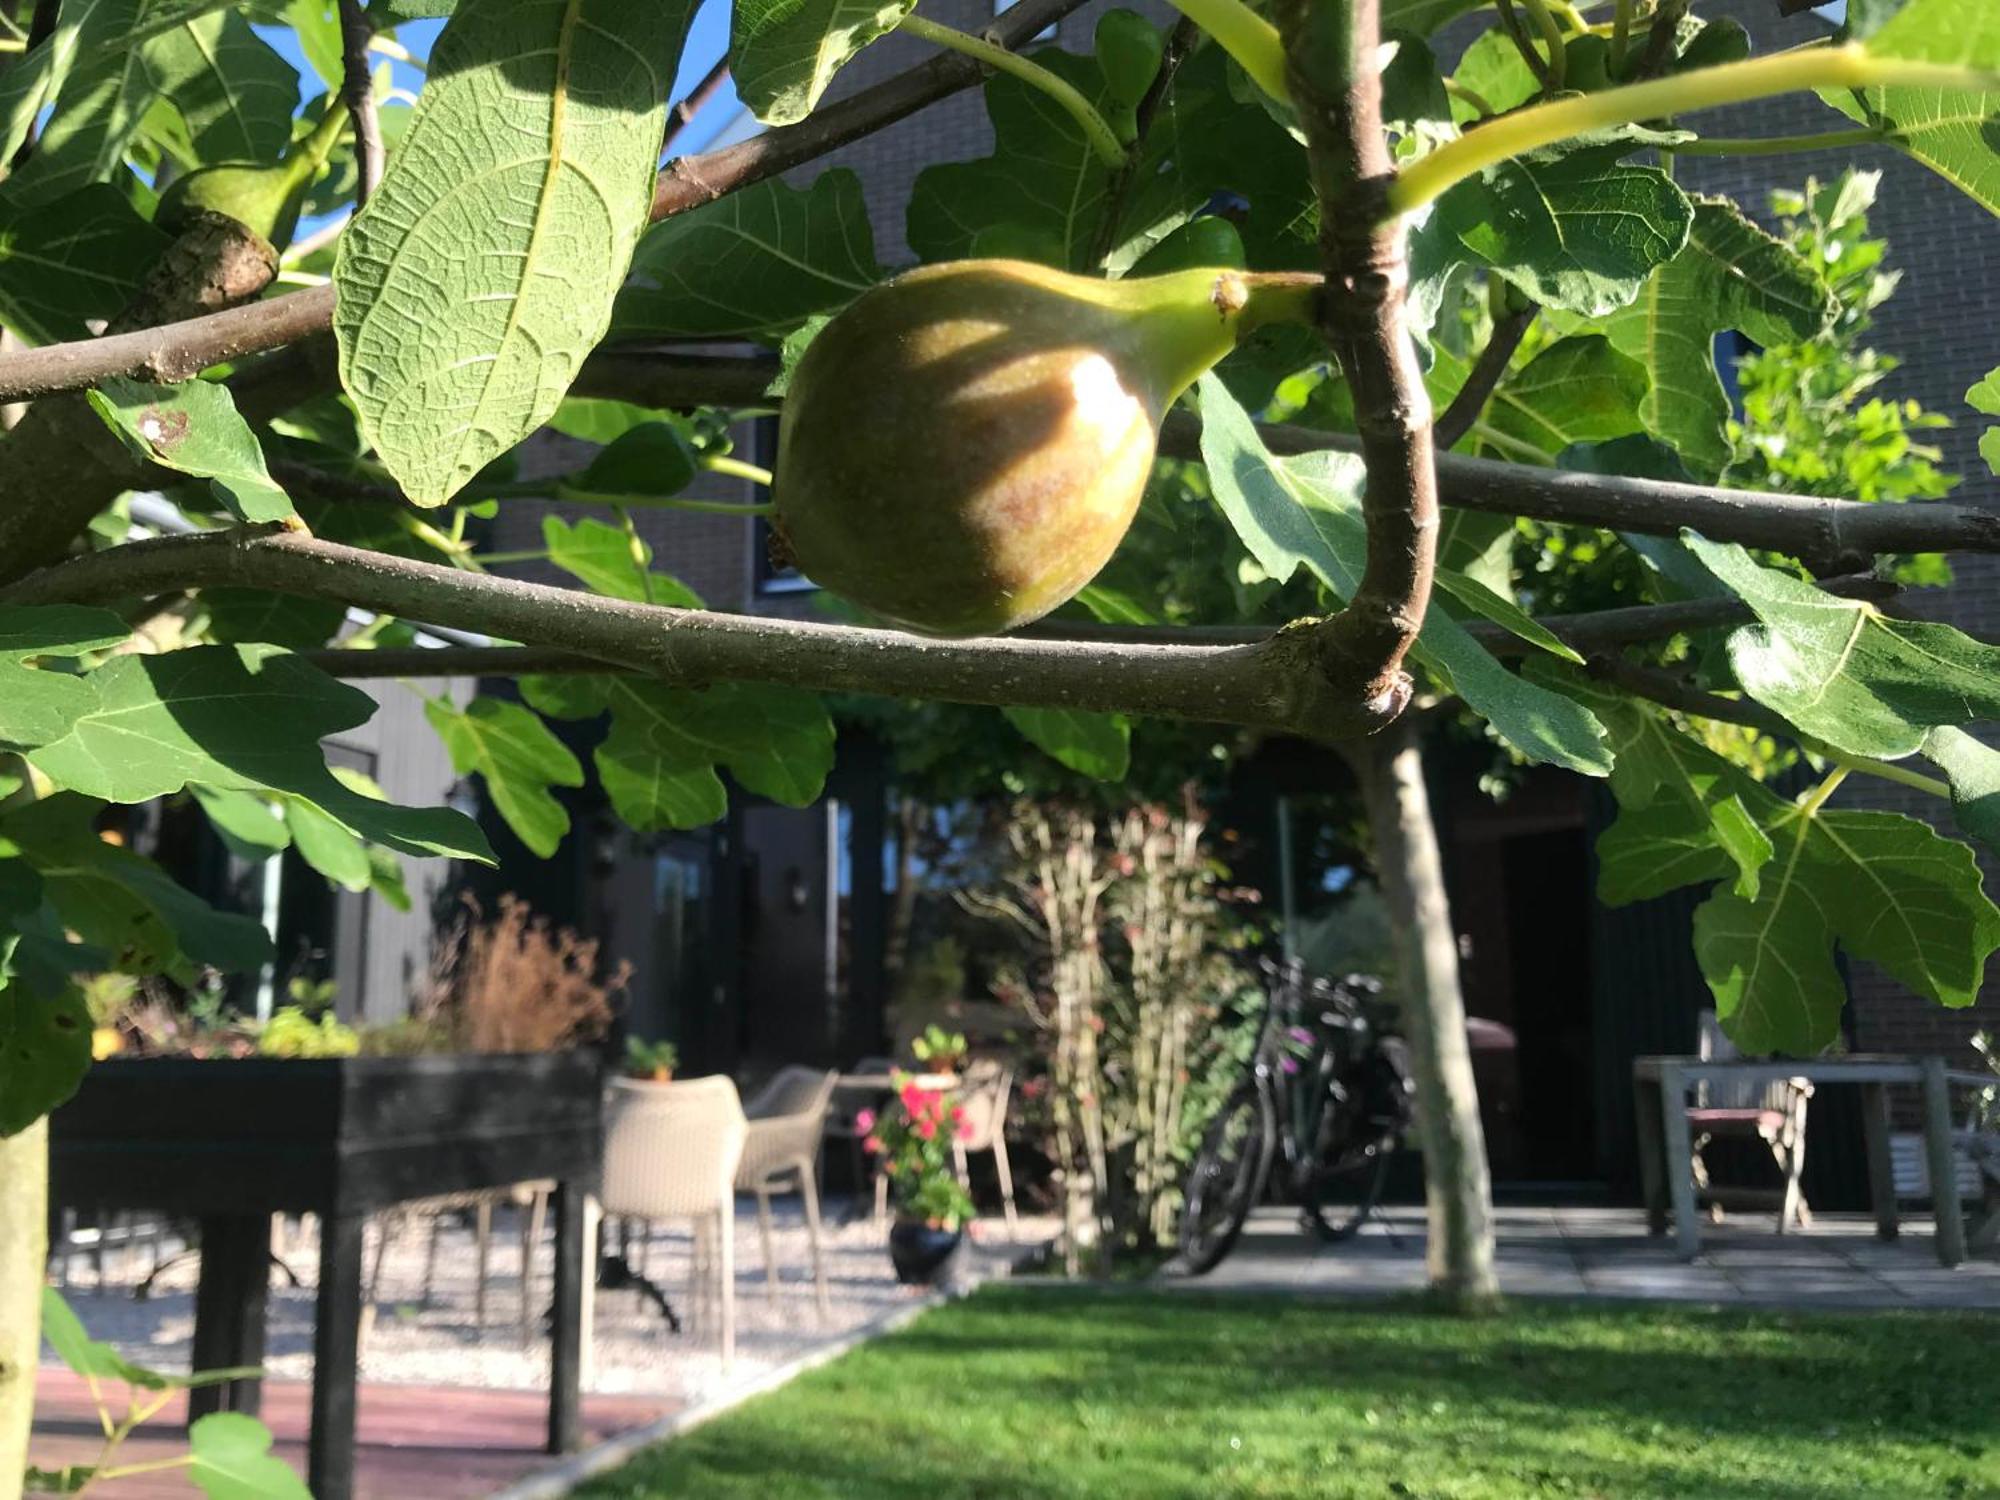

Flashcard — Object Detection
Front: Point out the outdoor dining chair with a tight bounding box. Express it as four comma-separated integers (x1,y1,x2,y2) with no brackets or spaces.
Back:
735,1066,837,1316
1689,1010,1813,1232
953,1058,1020,1241
596,1074,747,1367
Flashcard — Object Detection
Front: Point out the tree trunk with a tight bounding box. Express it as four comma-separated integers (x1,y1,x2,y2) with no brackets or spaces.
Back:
0,1118,47,1500
1347,719,1500,1310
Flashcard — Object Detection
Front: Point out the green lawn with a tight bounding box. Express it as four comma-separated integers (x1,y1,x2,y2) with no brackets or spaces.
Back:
576,1286,2000,1500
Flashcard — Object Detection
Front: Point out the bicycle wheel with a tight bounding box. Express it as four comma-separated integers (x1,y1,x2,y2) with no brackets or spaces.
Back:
1300,1129,1395,1242
1176,1083,1275,1275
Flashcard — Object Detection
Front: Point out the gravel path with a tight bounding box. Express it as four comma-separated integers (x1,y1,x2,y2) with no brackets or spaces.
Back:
51,1199,1050,1407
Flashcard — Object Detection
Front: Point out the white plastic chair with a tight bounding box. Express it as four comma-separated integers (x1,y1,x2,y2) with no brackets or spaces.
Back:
595,1075,747,1367
735,1067,836,1316
952,1059,1020,1241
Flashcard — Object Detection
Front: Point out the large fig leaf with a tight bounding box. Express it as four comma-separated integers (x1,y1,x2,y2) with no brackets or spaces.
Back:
334,0,697,505
730,0,914,127
0,185,169,345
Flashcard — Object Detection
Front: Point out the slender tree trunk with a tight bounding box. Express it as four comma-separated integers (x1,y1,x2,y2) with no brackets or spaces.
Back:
1347,720,1500,1310
0,1118,47,1500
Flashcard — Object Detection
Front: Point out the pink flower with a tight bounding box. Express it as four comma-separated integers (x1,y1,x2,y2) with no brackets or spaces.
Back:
957,1120,976,1142
863,1134,883,1154
899,1081,927,1114
854,1108,876,1134
916,1117,938,1141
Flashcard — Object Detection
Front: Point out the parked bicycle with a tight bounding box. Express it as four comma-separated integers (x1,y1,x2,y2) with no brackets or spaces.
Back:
1176,958,1414,1275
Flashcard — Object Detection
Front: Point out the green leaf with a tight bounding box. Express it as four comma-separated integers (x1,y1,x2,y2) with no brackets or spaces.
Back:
523,676,836,827
0,970,90,1136
576,425,698,502
614,169,881,339
423,695,582,859
333,0,698,505
1844,0,2000,204
546,397,678,445
276,0,346,88
6,795,275,977
1196,375,1611,776
1687,534,2000,759
0,0,135,169
1003,706,1131,781
1452,334,1647,464
0,606,129,752
1415,129,1694,318
86,377,293,523
1432,571,1584,664
1923,726,2000,849
1549,673,2000,1053
542,516,702,607
188,1412,314,1500
1382,0,1484,34
283,797,374,890
906,45,1285,275
191,786,291,859
1696,803,2000,1054
26,648,494,863
0,186,170,344
203,589,349,650
731,0,913,126
2,3,278,207
1073,585,1159,626
134,8,297,169
38,1289,241,1387
1598,198,1831,480
1969,368,2000,474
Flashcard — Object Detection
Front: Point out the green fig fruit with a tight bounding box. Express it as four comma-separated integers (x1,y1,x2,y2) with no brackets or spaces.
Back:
157,100,350,249
773,259,1316,637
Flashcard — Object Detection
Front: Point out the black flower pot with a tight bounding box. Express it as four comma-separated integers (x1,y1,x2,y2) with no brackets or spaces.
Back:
888,1219,963,1285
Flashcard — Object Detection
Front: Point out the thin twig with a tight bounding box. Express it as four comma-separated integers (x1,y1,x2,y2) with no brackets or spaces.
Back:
661,57,731,155
336,0,384,203
0,0,1092,406
1433,306,1536,450
1086,15,1201,268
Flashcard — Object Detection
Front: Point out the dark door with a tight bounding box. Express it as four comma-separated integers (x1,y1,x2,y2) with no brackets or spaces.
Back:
1502,828,1597,1181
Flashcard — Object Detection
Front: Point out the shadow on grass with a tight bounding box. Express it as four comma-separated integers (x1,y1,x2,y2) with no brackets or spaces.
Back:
575,1287,2000,1500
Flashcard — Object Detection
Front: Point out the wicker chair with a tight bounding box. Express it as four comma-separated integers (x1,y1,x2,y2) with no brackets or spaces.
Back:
596,1074,747,1367
951,1059,1020,1241
736,1067,837,1316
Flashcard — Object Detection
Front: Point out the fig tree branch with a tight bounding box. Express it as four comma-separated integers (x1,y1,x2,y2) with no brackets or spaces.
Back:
289,577,1900,683
1279,0,1439,729
662,57,731,154
1,531,1396,741
337,0,384,203
1432,305,1536,450
0,0,1090,407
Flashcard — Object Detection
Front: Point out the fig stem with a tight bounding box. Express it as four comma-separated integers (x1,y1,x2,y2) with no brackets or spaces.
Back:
895,13,1128,168
555,484,776,516
1161,0,1290,106
1518,0,1567,90
1658,125,1890,156
700,454,775,487
1388,46,2000,216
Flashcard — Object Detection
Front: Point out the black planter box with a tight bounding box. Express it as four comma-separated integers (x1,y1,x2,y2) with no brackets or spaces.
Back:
48,1051,604,1500
51,1051,602,1215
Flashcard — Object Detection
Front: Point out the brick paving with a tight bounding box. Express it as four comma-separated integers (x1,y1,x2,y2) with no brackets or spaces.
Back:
1171,1205,2000,1309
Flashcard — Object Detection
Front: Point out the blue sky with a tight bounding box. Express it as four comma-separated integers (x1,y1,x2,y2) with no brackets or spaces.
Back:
255,0,747,161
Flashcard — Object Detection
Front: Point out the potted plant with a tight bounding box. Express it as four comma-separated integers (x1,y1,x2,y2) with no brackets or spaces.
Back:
623,1036,679,1083
910,1024,969,1077
860,1073,976,1284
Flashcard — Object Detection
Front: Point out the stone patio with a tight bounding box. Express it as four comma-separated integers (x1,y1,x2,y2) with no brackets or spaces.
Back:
1169,1204,2000,1309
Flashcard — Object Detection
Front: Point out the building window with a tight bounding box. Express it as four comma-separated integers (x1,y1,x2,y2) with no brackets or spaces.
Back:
750,415,818,596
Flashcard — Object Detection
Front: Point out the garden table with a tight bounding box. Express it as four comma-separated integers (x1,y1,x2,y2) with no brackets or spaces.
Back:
835,1070,959,1092
1632,1054,1968,1266
47,1052,602,1500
